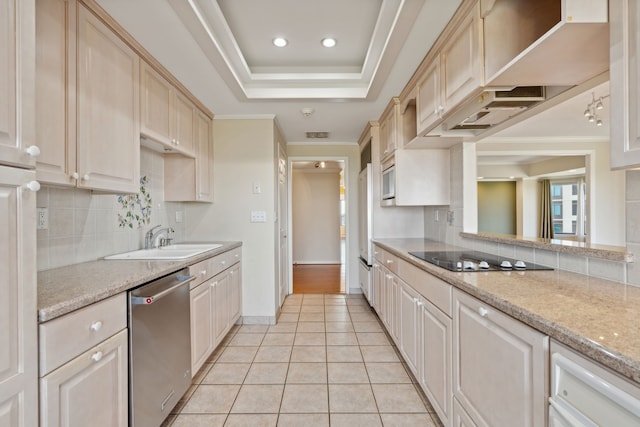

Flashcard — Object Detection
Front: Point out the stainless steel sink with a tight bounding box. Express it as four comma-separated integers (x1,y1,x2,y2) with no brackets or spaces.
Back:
104,243,223,260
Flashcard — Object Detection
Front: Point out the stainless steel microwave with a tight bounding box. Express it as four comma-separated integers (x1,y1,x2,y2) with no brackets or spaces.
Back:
382,165,395,200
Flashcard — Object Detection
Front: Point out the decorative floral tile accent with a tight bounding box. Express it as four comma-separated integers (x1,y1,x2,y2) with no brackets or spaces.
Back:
117,176,152,229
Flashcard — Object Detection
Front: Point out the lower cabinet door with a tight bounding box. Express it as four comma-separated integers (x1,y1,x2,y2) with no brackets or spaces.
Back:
399,282,420,375
213,272,230,344
453,289,548,427
229,262,242,324
40,330,128,427
420,298,452,426
452,397,478,427
190,280,214,376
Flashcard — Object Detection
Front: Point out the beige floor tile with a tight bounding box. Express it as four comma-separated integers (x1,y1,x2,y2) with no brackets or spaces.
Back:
379,413,437,426
181,384,240,413
324,306,349,313
254,346,292,363
371,384,427,413
276,413,329,427
262,333,295,346
327,346,363,362
278,313,300,322
329,413,382,427
365,363,412,383
352,321,384,333
325,322,354,333
216,346,259,363
296,322,325,333
299,313,325,322
231,384,284,413
169,414,226,427
324,312,351,322
347,305,371,313
327,363,369,384
294,332,326,346
280,305,301,313
300,305,324,313
280,384,329,413
324,299,347,306
328,384,378,413
244,363,289,384
349,312,378,322
326,332,358,346
225,414,278,426
360,346,401,363
268,322,298,333
238,324,270,333
286,362,327,383
290,346,327,362
228,333,265,346
356,332,391,346
346,298,369,306
201,363,250,384
301,299,324,306
191,362,214,384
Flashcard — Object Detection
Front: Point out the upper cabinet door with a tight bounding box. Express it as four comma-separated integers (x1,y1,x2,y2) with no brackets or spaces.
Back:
0,0,36,168
195,111,213,202
610,0,640,169
173,92,196,155
416,58,442,136
140,61,172,146
76,5,140,193
35,0,76,186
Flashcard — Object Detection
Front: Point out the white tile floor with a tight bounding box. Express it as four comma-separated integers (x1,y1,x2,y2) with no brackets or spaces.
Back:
163,293,440,426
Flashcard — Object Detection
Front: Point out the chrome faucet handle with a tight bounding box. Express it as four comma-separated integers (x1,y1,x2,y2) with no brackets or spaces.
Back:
145,225,162,249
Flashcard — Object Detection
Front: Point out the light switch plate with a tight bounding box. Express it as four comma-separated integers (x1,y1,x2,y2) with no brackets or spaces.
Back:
175,211,183,223
250,210,267,222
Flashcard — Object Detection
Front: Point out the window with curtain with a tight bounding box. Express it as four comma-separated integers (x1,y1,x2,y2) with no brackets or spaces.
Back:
550,178,586,239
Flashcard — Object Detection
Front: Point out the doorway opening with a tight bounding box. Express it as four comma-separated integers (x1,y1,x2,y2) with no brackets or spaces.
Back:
290,159,346,294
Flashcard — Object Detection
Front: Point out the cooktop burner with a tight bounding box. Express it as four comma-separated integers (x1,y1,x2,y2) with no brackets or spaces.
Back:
409,250,553,272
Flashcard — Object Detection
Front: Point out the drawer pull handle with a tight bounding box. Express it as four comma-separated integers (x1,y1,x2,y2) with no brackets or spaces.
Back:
386,260,393,264
90,321,103,332
200,270,207,276
91,351,103,362
478,307,489,317
221,260,226,266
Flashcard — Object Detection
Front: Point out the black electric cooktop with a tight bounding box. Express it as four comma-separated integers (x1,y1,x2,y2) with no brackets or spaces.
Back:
409,250,553,272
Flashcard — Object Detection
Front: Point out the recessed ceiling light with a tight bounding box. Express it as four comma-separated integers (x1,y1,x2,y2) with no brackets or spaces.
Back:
321,38,336,48
273,37,287,47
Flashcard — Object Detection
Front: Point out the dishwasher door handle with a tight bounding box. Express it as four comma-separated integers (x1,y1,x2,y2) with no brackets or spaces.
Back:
131,275,196,305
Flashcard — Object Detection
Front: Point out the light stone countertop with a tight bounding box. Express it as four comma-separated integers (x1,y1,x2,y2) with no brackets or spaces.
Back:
37,241,242,323
374,238,640,386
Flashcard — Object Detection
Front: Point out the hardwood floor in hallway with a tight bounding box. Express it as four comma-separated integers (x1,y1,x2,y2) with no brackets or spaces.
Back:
292,264,345,294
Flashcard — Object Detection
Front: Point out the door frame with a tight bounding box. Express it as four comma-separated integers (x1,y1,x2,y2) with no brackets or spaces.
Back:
288,156,351,294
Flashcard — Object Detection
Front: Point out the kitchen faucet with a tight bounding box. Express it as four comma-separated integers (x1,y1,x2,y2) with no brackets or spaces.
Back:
144,225,175,249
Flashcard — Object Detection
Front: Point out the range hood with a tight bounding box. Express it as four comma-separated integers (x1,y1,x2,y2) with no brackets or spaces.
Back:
436,86,546,136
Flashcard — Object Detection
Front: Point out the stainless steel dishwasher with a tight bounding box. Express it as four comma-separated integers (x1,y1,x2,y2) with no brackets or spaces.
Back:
128,268,195,427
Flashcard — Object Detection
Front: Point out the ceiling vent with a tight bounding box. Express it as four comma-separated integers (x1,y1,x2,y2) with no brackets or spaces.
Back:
306,132,330,139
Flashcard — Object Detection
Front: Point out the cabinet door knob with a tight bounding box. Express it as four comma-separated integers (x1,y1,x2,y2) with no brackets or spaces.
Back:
71,172,79,180
25,145,41,157
24,181,40,192
478,307,489,317
386,260,393,264
82,174,90,181
90,321,103,332
221,260,226,266
91,351,103,362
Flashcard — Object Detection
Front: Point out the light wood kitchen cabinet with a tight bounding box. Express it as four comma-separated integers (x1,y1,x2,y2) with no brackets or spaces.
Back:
453,289,548,427
386,148,450,206
189,248,242,375
190,277,215,375
610,0,640,168
419,296,452,426
416,1,483,137
372,261,384,319
399,281,420,375
35,1,140,193
165,110,213,202
385,269,399,343
140,61,196,157
39,293,128,427
0,165,38,427
1,0,37,169
40,330,128,427
379,98,399,161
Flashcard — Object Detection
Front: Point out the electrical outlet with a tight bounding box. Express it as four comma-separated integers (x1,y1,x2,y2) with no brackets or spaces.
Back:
447,210,454,226
250,210,267,223
37,207,48,230
252,182,262,194
175,211,183,223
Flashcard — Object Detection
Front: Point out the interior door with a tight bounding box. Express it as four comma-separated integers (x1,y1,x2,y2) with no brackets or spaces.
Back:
277,143,289,305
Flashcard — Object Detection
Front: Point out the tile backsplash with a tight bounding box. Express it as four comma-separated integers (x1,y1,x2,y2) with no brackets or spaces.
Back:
37,148,187,271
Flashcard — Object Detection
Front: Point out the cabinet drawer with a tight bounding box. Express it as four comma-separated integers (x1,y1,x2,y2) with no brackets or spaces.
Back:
399,259,452,316
39,293,126,376
376,248,398,274
189,257,213,289
188,247,242,289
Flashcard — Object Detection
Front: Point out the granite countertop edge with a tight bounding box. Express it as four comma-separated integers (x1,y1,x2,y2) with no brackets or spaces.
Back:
373,238,640,386
37,241,242,323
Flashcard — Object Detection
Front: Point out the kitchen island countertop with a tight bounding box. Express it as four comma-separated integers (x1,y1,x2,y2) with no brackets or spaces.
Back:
374,238,640,386
37,241,242,323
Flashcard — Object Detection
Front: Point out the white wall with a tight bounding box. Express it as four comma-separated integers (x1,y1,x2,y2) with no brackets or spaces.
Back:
292,169,341,263
185,118,277,322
